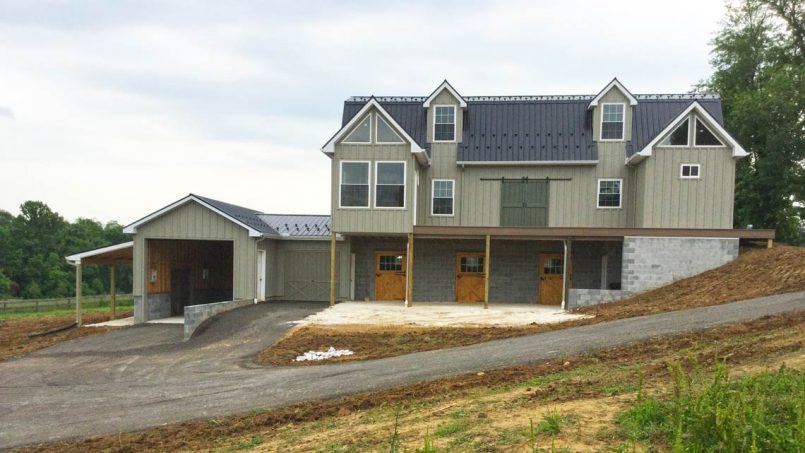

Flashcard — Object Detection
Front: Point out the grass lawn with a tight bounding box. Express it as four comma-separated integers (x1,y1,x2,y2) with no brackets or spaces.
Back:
0,302,134,320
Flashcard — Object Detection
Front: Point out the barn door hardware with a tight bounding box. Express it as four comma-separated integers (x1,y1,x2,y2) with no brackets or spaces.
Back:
480,176,572,182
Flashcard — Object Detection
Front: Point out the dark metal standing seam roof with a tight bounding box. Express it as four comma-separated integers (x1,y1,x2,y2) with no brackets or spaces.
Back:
458,101,596,162
192,194,279,235
340,94,725,162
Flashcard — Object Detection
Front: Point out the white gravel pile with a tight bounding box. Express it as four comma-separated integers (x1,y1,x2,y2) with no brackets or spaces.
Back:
295,347,354,362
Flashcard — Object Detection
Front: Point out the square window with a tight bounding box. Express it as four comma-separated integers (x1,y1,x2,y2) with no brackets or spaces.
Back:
597,179,622,208
680,164,700,179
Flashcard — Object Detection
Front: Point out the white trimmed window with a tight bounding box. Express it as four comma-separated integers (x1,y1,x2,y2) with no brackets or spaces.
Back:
597,179,622,208
680,164,700,179
660,118,689,146
343,115,371,143
376,115,403,143
600,103,625,140
694,118,725,147
433,105,456,141
375,161,406,208
339,161,370,207
431,179,454,216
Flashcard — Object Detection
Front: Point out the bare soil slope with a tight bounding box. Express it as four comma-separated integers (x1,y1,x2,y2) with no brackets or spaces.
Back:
259,245,805,365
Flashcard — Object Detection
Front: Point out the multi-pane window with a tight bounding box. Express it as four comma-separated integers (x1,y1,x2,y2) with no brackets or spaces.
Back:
660,118,689,146
376,115,403,143
597,179,622,208
460,256,484,273
543,257,563,275
379,255,404,271
694,118,724,146
680,164,700,179
434,105,456,141
339,161,369,207
431,179,454,216
375,162,405,208
343,115,371,143
600,103,625,140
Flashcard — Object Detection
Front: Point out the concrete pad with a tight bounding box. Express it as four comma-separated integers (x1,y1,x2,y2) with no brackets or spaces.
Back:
147,316,184,325
85,316,135,328
299,301,591,327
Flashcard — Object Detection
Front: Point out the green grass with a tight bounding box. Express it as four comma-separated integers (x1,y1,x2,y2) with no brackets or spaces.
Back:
216,435,264,452
433,419,469,438
0,303,134,320
617,362,805,451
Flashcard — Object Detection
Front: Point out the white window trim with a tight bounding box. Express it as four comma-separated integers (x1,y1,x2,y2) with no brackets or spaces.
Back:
597,178,623,209
338,160,371,209
693,117,727,148
433,104,457,143
373,160,407,210
599,103,626,142
431,179,455,217
658,117,691,148
680,163,701,179
375,114,405,145
342,113,373,145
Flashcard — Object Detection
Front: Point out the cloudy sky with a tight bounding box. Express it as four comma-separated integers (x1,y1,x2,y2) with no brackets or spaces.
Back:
0,0,729,224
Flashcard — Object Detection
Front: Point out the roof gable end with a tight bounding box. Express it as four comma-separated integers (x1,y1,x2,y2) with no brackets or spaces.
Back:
422,80,467,108
588,78,638,109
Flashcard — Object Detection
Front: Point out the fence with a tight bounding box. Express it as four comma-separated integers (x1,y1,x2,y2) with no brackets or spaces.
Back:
0,294,134,314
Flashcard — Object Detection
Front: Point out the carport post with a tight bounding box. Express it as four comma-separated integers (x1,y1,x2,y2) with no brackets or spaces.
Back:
329,231,336,307
110,265,116,319
484,235,490,309
405,233,414,308
75,261,82,326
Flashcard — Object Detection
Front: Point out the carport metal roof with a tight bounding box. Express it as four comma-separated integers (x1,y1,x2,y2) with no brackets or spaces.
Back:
65,241,134,265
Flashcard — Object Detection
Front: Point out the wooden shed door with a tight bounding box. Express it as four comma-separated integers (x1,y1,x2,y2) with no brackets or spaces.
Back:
538,254,563,305
374,252,406,301
170,269,192,315
456,253,485,303
501,180,548,227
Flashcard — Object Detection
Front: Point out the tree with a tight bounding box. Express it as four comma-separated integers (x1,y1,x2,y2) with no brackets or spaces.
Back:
706,0,805,243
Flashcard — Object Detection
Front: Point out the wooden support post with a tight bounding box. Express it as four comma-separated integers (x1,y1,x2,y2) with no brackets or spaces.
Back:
484,235,491,309
75,262,82,326
767,239,774,249
562,239,573,310
406,233,414,307
110,265,116,319
329,231,337,307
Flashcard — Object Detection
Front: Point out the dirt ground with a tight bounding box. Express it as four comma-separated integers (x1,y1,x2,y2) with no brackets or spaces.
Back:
259,244,805,366
20,309,805,452
0,311,132,363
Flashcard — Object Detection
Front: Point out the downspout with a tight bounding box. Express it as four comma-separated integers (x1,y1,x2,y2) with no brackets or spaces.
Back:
561,240,568,311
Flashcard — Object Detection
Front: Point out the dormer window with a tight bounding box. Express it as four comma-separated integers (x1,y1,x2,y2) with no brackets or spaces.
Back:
434,105,456,142
694,118,725,147
660,118,689,146
343,115,371,143
600,103,625,140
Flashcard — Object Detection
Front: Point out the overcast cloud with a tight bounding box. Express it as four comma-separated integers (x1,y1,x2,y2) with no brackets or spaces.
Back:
0,0,728,224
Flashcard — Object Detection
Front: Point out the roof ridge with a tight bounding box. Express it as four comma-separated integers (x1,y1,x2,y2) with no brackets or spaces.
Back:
259,213,331,217
346,93,720,103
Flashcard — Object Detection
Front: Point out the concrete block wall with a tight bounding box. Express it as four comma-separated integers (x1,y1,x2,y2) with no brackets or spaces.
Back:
146,293,171,320
621,236,739,293
183,299,255,340
567,289,632,309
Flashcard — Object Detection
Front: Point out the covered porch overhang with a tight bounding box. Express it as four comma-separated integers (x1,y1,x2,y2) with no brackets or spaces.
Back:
412,226,776,240
65,241,134,326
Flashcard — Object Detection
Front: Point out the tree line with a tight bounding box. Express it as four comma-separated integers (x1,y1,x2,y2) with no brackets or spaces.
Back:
0,201,133,299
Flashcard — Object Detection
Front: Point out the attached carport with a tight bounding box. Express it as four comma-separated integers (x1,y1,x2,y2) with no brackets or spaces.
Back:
65,241,133,326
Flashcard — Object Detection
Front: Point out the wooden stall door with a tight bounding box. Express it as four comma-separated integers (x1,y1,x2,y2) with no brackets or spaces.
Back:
538,254,563,305
170,269,192,315
374,252,407,301
456,253,485,303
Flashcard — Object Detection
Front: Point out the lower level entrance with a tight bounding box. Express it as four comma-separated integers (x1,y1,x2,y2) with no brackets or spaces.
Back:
456,253,485,303
374,251,406,300
538,253,564,305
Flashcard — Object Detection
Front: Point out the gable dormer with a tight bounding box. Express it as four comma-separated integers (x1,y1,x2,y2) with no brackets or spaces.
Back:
423,80,466,143
589,78,637,143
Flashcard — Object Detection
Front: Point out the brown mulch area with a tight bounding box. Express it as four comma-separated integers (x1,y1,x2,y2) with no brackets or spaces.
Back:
0,311,133,363
259,245,805,366
19,310,805,453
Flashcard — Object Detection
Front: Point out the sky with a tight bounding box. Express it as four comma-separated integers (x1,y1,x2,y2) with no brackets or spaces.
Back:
0,0,730,224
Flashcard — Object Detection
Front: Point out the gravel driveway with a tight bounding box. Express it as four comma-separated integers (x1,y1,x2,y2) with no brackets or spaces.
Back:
1,292,803,449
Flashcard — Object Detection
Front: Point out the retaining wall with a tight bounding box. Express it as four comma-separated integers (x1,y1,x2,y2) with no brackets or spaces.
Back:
183,299,255,340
